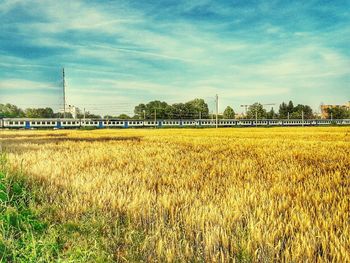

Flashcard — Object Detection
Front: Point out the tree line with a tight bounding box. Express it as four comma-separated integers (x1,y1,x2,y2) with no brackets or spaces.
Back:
0,103,100,119
1,100,349,119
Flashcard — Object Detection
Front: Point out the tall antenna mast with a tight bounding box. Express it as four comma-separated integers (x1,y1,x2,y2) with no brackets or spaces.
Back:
63,68,66,118
215,94,218,128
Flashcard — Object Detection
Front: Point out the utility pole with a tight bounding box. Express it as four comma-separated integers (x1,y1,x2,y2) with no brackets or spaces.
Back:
154,109,157,128
199,111,201,120
83,108,86,123
288,112,290,120
331,112,333,121
62,68,66,119
255,109,258,127
302,110,304,127
215,94,218,128
143,110,146,120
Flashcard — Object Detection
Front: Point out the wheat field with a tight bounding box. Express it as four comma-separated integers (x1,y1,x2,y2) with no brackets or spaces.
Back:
1,127,349,262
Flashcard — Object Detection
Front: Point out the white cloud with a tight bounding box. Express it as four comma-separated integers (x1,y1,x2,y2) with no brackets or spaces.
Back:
0,79,58,90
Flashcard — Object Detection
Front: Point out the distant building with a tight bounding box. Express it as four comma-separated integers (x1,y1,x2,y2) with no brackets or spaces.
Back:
320,102,350,119
60,104,78,119
235,113,245,119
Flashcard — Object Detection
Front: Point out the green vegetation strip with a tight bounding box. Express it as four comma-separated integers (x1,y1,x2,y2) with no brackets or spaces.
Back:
0,154,147,262
0,155,112,262
0,153,64,262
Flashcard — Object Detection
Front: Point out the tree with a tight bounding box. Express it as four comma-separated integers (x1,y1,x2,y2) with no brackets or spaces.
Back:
117,114,131,119
138,101,170,119
278,102,288,118
278,101,314,119
170,103,187,119
223,106,235,119
185,98,209,119
292,104,314,119
134,98,210,120
287,101,294,114
24,107,54,118
267,107,276,119
0,103,25,118
246,103,267,119
327,107,350,119
134,103,147,119
76,110,101,119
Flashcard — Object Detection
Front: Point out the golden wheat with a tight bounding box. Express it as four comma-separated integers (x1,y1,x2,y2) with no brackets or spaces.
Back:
1,127,349,262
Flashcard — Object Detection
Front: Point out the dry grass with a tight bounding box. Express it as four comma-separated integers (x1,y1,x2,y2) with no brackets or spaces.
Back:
1,127,349,262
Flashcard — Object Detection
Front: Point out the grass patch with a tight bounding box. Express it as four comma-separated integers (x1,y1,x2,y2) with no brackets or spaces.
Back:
0,153,114,262
0,161,62,262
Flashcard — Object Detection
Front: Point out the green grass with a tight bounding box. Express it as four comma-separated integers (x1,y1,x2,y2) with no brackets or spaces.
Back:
0,153,149,262
0,153,110,262
0,164,62,262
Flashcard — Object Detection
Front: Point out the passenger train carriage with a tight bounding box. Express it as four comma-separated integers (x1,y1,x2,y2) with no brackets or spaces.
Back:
1,118,350,129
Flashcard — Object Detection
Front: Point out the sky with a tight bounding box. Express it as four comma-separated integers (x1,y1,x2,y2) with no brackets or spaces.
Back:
0,0,349,116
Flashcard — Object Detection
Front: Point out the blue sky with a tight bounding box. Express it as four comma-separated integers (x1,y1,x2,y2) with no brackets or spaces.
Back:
0,0,349,116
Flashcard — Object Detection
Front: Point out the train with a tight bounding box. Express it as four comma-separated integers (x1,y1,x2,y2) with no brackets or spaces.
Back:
1,118,350,129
